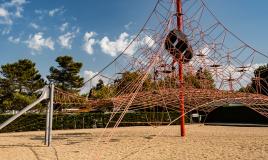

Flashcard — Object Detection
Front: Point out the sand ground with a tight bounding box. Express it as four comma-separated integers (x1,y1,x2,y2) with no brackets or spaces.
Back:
0,125,267,160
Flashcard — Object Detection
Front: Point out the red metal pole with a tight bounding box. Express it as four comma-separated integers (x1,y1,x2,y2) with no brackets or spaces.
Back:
177,0,183,31
177,0,185,137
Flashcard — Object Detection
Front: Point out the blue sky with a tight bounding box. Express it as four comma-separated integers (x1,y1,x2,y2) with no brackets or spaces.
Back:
0,0,267,82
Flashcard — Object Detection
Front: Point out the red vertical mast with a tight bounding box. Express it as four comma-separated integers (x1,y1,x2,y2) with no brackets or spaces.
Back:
177,0,185,137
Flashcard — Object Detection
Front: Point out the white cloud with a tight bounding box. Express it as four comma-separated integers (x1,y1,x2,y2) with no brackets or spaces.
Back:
80,70,109,95
141,35,155,48
35,7,65,19
10,0,27,5
48,7,64,17
80,70,98,94
124,21,133,30
1,27,11,35
14,6,23,17
26,32,54,51
29,22,39,29
3,0,27,8
0,7,9,17
0,17,12,24
3,0,27,17
34,9,43,14
98,32,156,57
0,0,27,25
74,27,80,33
12,0,26,17
58,32,75,49
99,32,136,56
8,36,20,44
34,9,45,20
60,22,68,32
0,7,12,24
83,31,97,55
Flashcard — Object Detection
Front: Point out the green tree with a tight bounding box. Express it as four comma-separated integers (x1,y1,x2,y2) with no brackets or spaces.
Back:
1,93,42,111
0,59,45,94
251,64,268,95
238,64,268,95
89,79,115,99
47,56,84,92
114,71,152,93
238,84,255,93
96,79,104,90
0,59,45,112
184,68,215,89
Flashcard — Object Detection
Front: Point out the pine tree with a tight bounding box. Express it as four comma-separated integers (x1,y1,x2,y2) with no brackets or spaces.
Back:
0,59,45,112
47,56,84,92
0,59,45,94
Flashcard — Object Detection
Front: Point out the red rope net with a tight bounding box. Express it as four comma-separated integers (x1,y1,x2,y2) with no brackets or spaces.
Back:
54,0,268,121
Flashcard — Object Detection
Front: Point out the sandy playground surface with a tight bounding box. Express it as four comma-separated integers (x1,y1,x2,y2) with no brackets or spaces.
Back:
0,125,267,160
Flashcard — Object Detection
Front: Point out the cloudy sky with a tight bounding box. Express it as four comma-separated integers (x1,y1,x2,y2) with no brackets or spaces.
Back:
0,0,267,85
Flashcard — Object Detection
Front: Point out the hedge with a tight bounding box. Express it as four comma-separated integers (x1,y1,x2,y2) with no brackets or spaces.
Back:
0,112,189,133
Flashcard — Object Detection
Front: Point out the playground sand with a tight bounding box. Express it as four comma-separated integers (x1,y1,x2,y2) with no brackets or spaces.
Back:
0,125,267,160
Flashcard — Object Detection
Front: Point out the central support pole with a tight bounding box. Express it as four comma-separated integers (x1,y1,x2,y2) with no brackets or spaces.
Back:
45,101,50,145
177,0,185,137
48,83,54,146
45,83,54,146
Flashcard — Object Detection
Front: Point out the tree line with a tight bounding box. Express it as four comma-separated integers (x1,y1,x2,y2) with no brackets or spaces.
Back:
89,68,216,99
0,55,267,113
0,56,84,112
239,64,268,95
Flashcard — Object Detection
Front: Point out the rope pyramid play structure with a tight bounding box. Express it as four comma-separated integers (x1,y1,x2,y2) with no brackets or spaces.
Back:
0,0,267,154
53,0,268,121
52,2,268,155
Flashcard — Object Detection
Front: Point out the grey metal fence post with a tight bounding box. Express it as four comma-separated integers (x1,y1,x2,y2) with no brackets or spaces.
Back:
45,101,50,145
82,116,85,129
48,83,54,147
